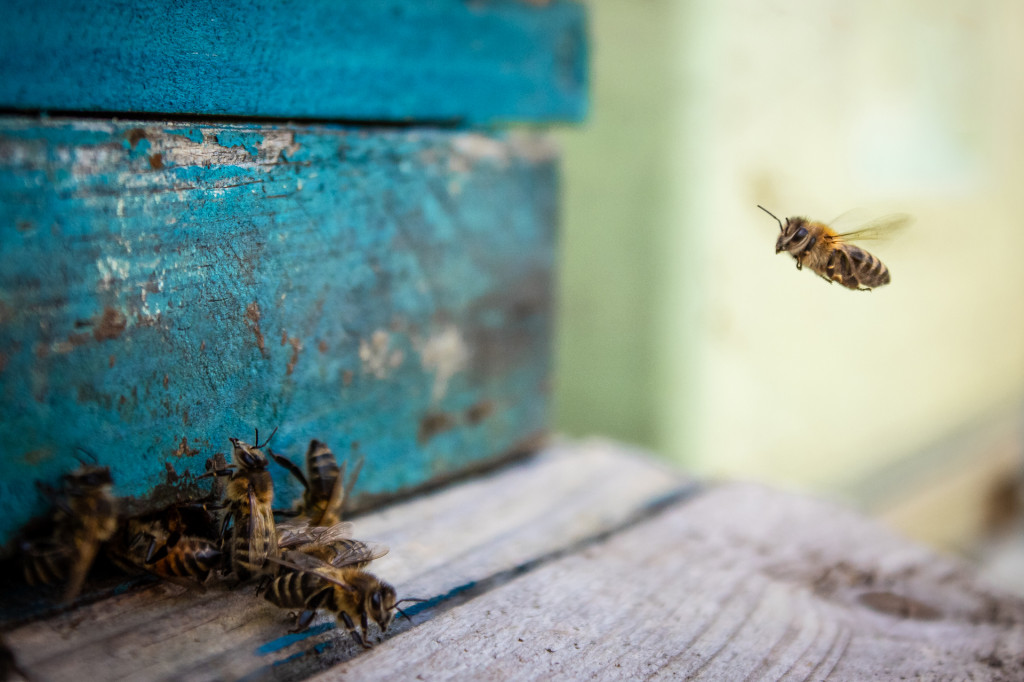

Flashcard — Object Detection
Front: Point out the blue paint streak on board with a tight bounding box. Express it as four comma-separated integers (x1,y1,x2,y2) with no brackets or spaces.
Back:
0,0,587,125
256,622,335,656
0,119,556,547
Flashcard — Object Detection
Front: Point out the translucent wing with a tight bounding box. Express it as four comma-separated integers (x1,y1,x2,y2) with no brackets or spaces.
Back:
307,522,357,546
247,486,273,562
829,214,912,243
277,520,353,550
285,537,388,569
316,538,389,568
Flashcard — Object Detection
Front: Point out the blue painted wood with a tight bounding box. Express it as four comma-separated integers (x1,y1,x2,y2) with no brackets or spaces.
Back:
0,0,587,125
0,119,556,547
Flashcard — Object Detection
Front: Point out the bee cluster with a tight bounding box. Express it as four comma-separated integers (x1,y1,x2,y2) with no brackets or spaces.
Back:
16,431,417,649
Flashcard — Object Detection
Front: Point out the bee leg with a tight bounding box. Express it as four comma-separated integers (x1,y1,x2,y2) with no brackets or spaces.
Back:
288,609,318,633
269,449,310,491
254,576,271,596
218,509,234,542
339,612,371,649
799,235,816,263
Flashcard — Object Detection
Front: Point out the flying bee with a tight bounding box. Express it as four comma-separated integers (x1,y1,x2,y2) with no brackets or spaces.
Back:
760,205,910,291
264,533,418,648
270,439,363,526
21,464,118,603
205,428,279,580
107,504,223,585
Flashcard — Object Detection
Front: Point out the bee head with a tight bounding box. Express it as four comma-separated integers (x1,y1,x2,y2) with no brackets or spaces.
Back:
64,465,113,493
759,205,806,254
367,581,398,632
229,439,269,470
774,216,810,255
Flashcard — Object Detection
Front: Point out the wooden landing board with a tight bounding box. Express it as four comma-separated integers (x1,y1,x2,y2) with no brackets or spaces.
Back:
330,481,1024,681
5,442,1022,681
0,441,688,681
0,118,557,547
0,0,587,124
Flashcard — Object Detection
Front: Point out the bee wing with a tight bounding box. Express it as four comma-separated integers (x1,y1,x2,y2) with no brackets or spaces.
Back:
308,521,355,545
830,213,912,243
247,485,272,556
63,529,103,603
277,520,354,549
322,474,345,522
321,538,389,568
276,518,314,548
273,556,359,594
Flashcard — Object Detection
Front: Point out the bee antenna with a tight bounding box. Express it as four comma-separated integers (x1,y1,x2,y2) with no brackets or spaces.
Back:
394,597,426,622
757,205,784,232
73,446,99,465
255,426,279,449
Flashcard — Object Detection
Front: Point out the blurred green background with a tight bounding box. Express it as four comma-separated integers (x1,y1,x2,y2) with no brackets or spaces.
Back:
552,0,1024,553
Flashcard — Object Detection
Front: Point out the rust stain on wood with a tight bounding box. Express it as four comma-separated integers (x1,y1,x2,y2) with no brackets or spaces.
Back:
281,332,303,376
245,302,267,357
126,128,146,148
93,307,127,342
148,153,164,170
172,437,200,458
465,400,495,424
418,411,458,445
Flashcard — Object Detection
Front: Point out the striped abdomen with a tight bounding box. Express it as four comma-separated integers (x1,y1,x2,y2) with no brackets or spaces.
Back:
826,244,891,290
22,545,71,586
264,569,333,609
152,537,223,579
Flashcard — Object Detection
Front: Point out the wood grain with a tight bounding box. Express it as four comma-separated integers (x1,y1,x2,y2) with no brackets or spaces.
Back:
1,440,689,681
6,441,1020,681
0,0,587,124
0,119,558,546
322,482,1024,681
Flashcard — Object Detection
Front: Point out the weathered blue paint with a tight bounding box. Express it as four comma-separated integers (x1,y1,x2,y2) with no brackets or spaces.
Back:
0,119,556,547
0,0,587,125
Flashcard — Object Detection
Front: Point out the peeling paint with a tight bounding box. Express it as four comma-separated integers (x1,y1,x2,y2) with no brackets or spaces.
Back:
0,118,556,547
418,325,470,403
359,330,405,379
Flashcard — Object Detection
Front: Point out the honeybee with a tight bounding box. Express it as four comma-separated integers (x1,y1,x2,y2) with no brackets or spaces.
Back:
108,504,223,585
760,206,910,291
264,525,417,648
271,439,363,526
20,464,118,603
206,429,279,580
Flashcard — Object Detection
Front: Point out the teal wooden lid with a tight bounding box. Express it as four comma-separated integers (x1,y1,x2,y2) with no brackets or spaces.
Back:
0,0,587,124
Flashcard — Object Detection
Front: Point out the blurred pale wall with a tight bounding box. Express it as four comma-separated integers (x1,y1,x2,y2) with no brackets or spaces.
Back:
554,1,1024,508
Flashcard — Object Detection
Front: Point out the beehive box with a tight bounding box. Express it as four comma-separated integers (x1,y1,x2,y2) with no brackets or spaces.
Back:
0,0,587,548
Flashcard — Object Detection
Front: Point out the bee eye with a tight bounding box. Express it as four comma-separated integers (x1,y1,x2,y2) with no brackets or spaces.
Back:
371,592,382,610
794,227,808,240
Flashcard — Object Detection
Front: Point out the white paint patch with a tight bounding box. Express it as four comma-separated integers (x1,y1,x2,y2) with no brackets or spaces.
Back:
417,325,470,403
96,255,131,290
507,131,559,162
359,329,405,380
451,133,509,172
257,131,302,165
